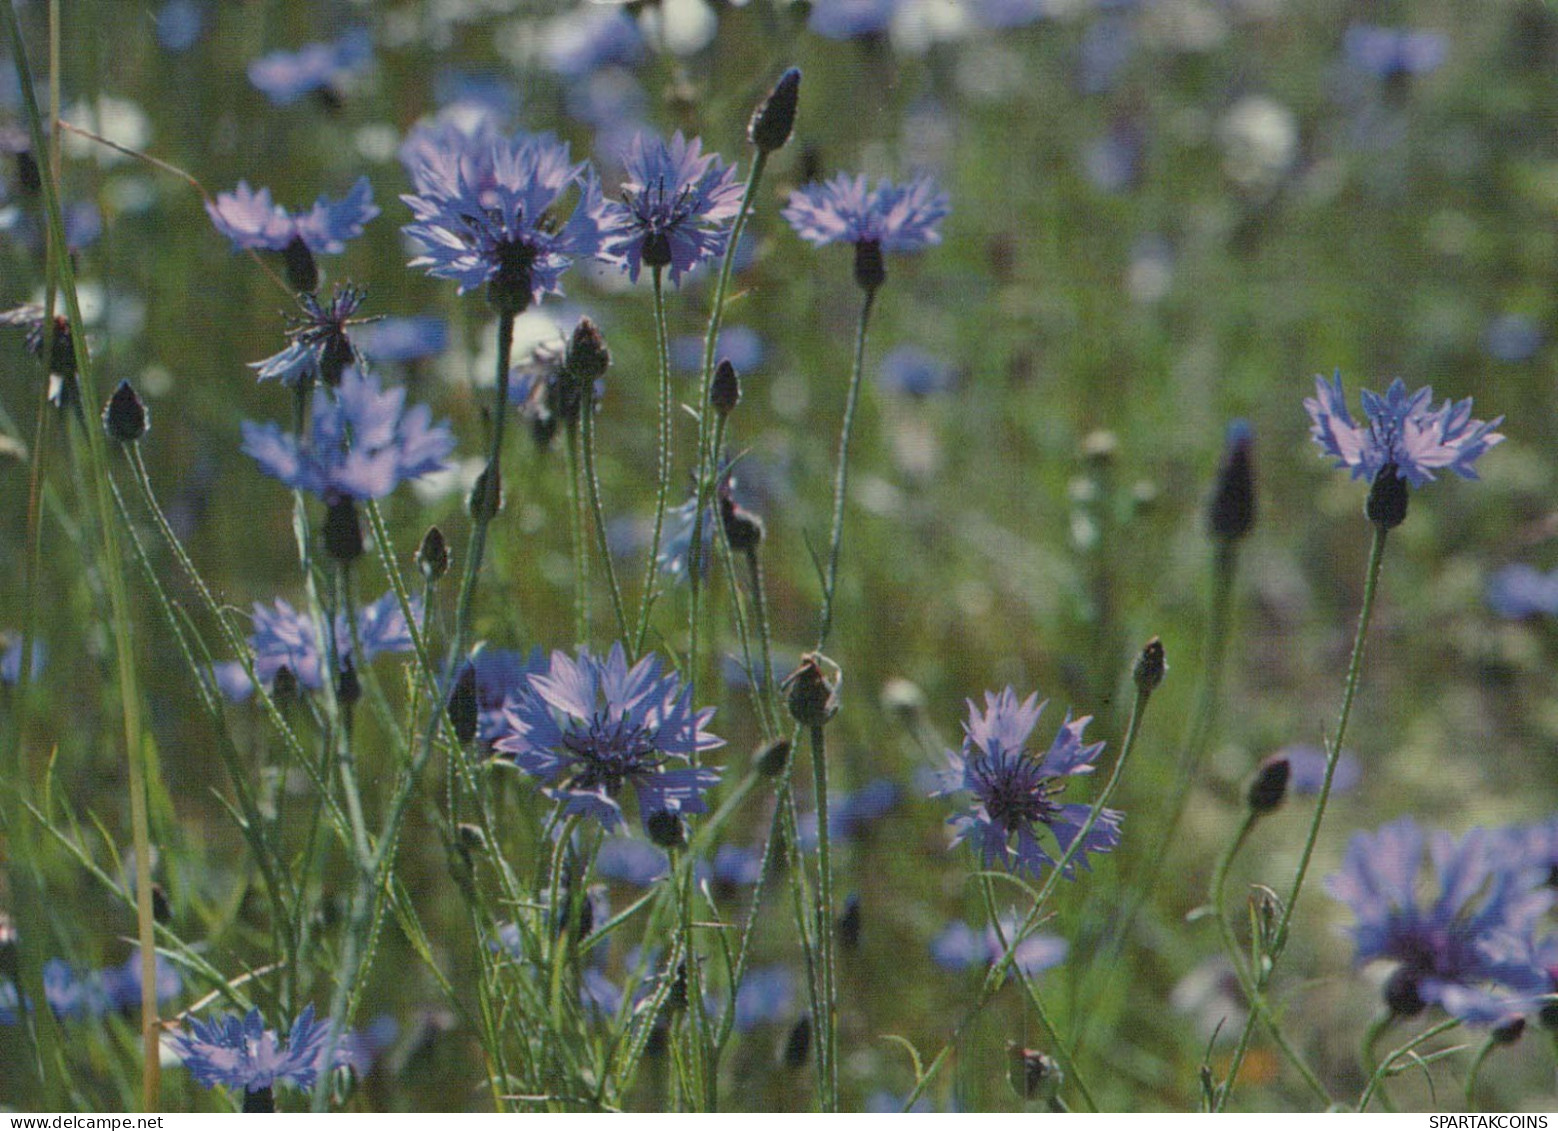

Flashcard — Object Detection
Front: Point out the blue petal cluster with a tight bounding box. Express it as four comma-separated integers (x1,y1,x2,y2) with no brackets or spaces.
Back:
1325,818,1552,1024
1342,25,1448,79
930,915,1068,978
250,286,368,387
601,131,742,285
207,177,378,255
168,1005,342,1095
401,127,612,307
784,172,949,253
933,688,1121,881
808,0,900,39
0,631,42,685
492,644,723,833
248,29,372,105
1486,563,1558,621
1305,372,1504,488
1,949,180,1025
241,369,454,501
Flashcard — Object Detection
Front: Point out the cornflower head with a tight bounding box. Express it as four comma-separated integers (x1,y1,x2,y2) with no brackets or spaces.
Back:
240,368,454,501
251,284,373,388
247,29,372,108
213,591,418,701
401,127,612,315
167,1004,345,1110
206,177,378,292
601,131,742,285
783,171,949,289
1305,371,1504,491
1325,818,1552,1023
491,644,723,834
933,687,1121,882
0,304,76,378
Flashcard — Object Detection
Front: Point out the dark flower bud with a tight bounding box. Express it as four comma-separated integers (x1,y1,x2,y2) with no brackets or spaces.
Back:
243,1085,276,1114
782,1013,812,1068
567,318,611,382
15,149,41,196
749,67,801,154
418,526,450,583
1009,1044,1061,1102
336,655,362,706
1133,636,1166,697
322,496,364,563
281,235,319,295
783,653,840,728
755,738,791,777
271,664,299,703
720,495,764,553
1247,755,1290,815
456,823,487,855
646,809,687,850
102,379,148,443
447,661,478,746
1384,966,1427,1018
469,461,503,522
853,239,886,291
1366,464,1409,531
151,883,172,925
1208,420,1256,541
1492,1017,1526,1046
837,894,862,949
711,358,741,417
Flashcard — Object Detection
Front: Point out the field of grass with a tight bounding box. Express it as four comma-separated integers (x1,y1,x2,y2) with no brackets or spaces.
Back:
4,0,1558,1113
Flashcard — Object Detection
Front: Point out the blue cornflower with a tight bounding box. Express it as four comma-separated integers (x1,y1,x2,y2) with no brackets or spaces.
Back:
784,172,948,288
808,0,900,39
101,948,182,1012
1,631,42,685
213,591,418,701
1305,372,1504,489
248,29,372,106
1484,314,1543,363
733,965,795,1031
968,0,1048,30
670,326,764,374
1276,744,1361,796
799,778,898,851
595,837,671,886
354,316,448,364
933,688,1121,882
155,0,204,53
0,958,107,1025
466,644,547,742
1325,818,1552,1022
401,128,612,314
601,132,742,286
1342,25,1448,80
250,285,370,388
168,1005,342,1103
1486,564,1558,621
207,177,378,256
711,844,764,887
492,644,723,834
542,5,645,77
241,368,454,501
929,915,1068,978
876,345,956,397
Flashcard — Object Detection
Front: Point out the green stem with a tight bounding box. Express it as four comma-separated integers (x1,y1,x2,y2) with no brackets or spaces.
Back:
634,268,673,659
565,417,590,648
744,549,781,735
1360,1014,1398,1113
807,723,839,1110
1356,1017,1459,1113
1464,1033,1498,1112
581,395,631,644
815,286,877,650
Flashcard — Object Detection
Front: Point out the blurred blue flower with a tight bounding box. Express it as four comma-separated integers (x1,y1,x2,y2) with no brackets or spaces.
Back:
433,70,518,120
865,1091,936,1113
712,844,764,887
596,837,671,886
1487,563,1558,621
1083,122,1142,194
1278,744,1361,796
354,315,448,365
401,128,612,310
467,644,547,741
1342,25,1448,80
670,325,764,374
207,177,378,255
1325,818,1551,1023
543,6,645,77
808,0,899,39
930,915,1068,978
248,29,372,106
601,132,742,286
492,644,723,833
784,172,949,254
969,0,1047,30
241,369,454,500
1078,15,1135,95
0,958,108,1024
250,285,368,387
168,1005,343,1097
214,591,418,701
933,687,1121,881
733,965,794,1030
1483,314,1543,363
1,631,42,684
101,948,182,1012
1305,372,1504,489
876,345,955,397
156,0,204,53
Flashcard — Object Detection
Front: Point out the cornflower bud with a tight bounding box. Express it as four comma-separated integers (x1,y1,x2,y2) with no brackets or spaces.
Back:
749,67,801,154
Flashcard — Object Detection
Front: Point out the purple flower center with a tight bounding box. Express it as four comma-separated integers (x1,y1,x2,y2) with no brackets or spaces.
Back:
970,754,1064,833
561,713,664,796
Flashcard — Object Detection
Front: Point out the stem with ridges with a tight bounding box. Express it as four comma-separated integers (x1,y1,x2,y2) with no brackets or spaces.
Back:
634,269,673,658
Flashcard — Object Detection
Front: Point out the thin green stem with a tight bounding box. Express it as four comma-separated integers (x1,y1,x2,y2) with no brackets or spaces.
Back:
1356,1017,1460,1113
807,723,839,1110
565,418,590,648
1464,1033,1498,1112
1360,1014,1398,1113
580,397,631,644
815,287,877,651
744,549,781,734
634,268,673,659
